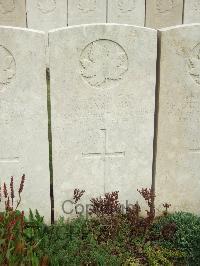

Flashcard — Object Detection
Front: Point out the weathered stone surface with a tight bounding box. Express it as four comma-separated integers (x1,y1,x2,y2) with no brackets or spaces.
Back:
0,0,26,27
0,27,50,222
68,0,106,26
26,0,67,31
156,24,200,214
49,24,157,219
27,0,68,66
146,0,183,29
184,0,200,24
107,0,145,26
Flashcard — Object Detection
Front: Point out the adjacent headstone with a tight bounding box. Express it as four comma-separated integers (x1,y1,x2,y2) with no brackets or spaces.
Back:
156,24,200,214
184,0,200,24
26,0,67,31
0,27,50,222
49,24,157,219
107,0,145,26
146,0,183,29
0,0,26,27
68,0,106,26
27,0,67,66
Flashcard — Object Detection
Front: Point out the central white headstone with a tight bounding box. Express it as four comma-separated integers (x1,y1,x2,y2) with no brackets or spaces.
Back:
49,24,157,219
0,27,50,222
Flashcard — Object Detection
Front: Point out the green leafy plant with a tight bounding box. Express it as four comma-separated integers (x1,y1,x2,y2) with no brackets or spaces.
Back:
143,244,185,266
0,175,41,265
35,188,186,265
0,177,195,266
152,212,200,265
24,209,47,242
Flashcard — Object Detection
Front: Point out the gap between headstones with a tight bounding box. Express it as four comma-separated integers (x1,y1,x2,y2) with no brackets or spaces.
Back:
46,67,54,224
151,30,162,209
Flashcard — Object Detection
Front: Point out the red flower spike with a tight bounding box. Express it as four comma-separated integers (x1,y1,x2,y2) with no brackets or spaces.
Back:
0,185,1,203
18,174,25,195
3,182,8,198
10,176,15,207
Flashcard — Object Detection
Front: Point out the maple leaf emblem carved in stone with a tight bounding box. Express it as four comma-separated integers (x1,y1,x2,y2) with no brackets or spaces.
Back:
78,0,96,12
80,40,128,88
188,43,200,85
156,0,174,13
37,0,56,14
0,46,16,87
118,0,136,12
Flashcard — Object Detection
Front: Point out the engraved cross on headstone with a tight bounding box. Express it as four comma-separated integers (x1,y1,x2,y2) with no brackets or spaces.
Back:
82,129,125,192
0,157,19,164
189,148,200,154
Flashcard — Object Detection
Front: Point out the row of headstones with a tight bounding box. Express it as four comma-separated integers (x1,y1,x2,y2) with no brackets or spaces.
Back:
1,0,200,30
0,24,200,223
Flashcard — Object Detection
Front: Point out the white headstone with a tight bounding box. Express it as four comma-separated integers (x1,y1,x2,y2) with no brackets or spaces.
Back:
0,0,26,27
68,0,106,26
146,0,183,29
156,24,200,214
27,0,67,66
49,24,157,219
184,0,200,24
107,0,145,26
0,27,50,222
26,0,67,31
